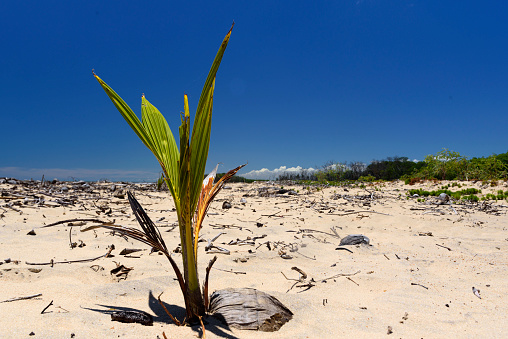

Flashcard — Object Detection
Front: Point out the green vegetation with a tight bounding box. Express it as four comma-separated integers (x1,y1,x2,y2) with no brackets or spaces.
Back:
276,149,508,184
481,190,508,201
406,149,507,183
214,173,257,183
407,186,508,202
358,175,376,182
462,194,480,202
408,188,481,200
92,25,241,322
367,156,425,181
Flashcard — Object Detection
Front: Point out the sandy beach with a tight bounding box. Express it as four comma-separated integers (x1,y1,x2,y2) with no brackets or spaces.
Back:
1,179,507,338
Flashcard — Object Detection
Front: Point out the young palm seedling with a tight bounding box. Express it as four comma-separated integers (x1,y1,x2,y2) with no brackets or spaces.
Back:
91,24,241,321
90,24,292,331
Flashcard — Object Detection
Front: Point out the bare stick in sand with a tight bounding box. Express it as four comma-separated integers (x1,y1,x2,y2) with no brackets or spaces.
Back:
40,218,116,228
1,293,42,303
298,228,341,239
347,277,360,286
69,226,75,249
411,283,429,289
157,292,182,326
41,300,54,314
328,210,392,217
436,244,452,251
321,270,361,282
25,246,114,266
212,267,246,275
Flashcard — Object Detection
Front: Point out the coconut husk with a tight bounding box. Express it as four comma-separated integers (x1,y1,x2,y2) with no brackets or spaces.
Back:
209,288,292,332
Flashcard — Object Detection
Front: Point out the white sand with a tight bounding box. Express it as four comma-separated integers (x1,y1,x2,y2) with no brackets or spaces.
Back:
1,180,507,338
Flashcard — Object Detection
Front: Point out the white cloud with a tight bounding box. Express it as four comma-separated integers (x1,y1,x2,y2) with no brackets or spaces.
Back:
0,167,159,182
241,166,317,180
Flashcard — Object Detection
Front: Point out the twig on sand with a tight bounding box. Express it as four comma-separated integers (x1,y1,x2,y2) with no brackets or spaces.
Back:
157,292,182,326
5,204,22,213
297,228,341,239
330,226,341,238
205,233,230,255
197,314,207,339
328,210,392,217
336,247,354,253
41,218,116,228
321,270,361,282
41,300,54,314
1,293,42,303
69,226,74,248
423,209,445,215
260,211,284,218
436,244,452,251
411,282,429,289
347,277,360,286
291,266,308,281
295,251,317,260
212,267,246,275
210,223,251,233
25,246,114,266
281,267,311,293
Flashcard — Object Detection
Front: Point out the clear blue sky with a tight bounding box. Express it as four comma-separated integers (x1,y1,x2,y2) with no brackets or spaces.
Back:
1,1,507,181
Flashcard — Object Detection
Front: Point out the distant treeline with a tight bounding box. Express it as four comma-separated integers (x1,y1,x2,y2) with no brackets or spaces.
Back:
156,172,257,190
214,173,257,183
276,149,508,183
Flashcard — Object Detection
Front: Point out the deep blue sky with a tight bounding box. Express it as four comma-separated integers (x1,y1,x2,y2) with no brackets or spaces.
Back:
1,1,507,181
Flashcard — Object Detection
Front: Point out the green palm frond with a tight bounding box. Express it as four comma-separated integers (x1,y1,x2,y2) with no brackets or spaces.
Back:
141,96,180,200
189,23,234,216
93,74,180,199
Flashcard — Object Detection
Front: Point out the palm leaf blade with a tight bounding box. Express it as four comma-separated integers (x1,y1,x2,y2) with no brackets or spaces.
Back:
189,24,233,214
93,73,154,152
141,96,180,200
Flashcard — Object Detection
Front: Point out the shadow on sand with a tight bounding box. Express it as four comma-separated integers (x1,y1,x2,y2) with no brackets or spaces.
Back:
84,290,239,339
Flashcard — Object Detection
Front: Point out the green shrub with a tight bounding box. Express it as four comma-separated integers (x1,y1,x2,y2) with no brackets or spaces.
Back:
451,192,462,200
483,193,498,200
408,187,480,200
358,175,376,182
462,194,479,202
458,188,481,195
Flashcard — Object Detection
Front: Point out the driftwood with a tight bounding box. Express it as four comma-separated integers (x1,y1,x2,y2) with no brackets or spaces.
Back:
209,288,293,331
